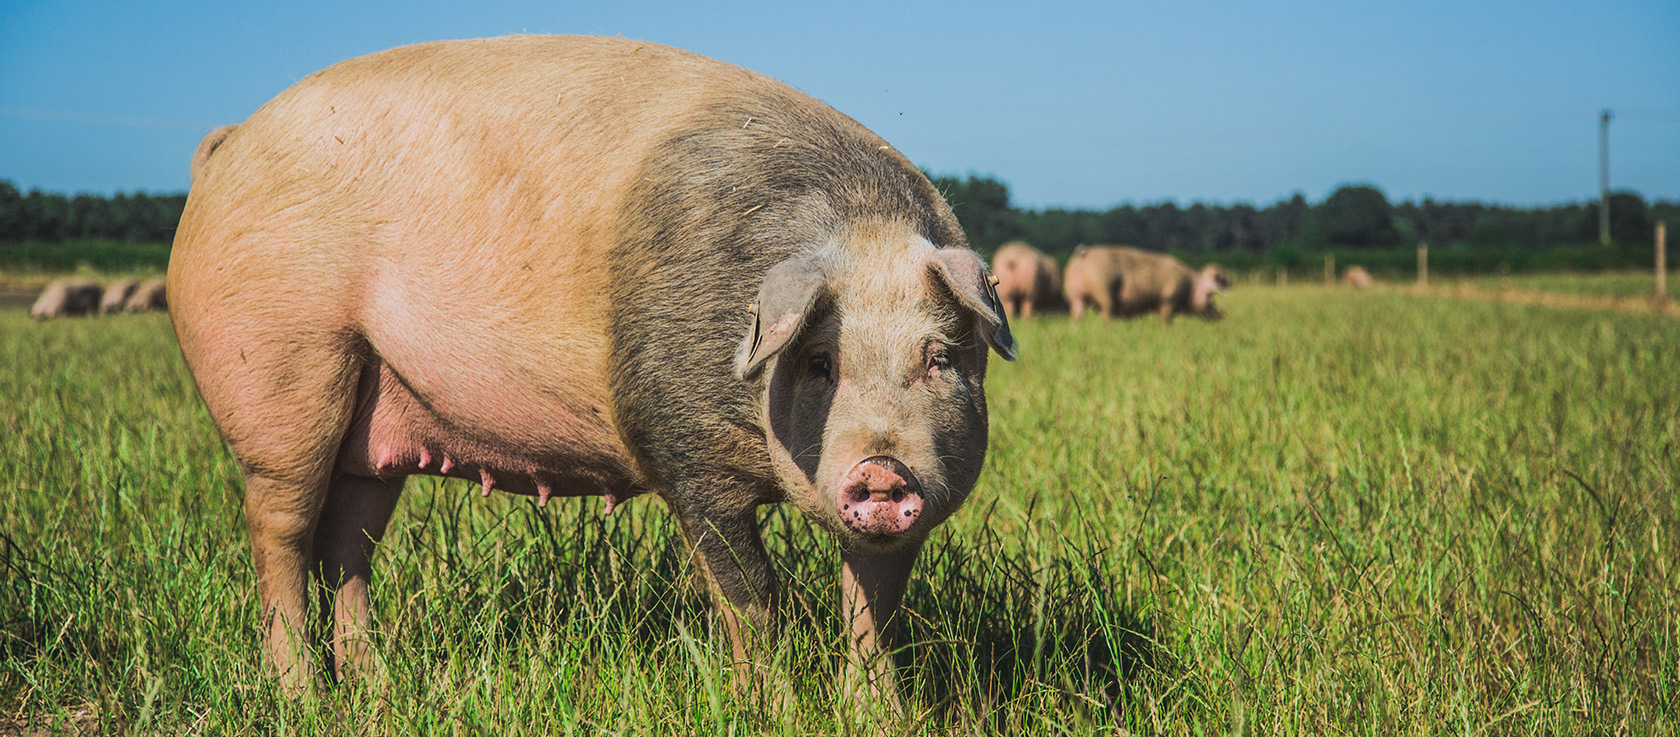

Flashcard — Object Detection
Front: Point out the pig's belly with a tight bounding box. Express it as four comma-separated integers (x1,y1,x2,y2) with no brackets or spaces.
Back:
1118,287,1165,315
334,357,642,507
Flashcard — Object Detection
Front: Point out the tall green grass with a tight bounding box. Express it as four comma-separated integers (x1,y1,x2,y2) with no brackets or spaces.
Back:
1454,270,1668,300
1,284,1676,734
0,240,172,273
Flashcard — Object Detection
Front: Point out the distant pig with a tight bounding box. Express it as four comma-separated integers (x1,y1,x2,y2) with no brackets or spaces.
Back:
100,278,140,314
30,278,102,320
169,35,1017,702
990,241,1062,318
123,278,167,312
1195,265,1233,313
1064,245,1229,321
1343,265,1373,289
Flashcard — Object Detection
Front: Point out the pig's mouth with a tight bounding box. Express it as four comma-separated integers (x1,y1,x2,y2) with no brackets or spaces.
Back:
837,456,924,539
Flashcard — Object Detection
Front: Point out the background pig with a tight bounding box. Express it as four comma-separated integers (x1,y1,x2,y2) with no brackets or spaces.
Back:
1344,265,1374,289
1193,265,1233,315
1064,245,1228,321
123,278,167,312
990,241,1062,318
100,278,140,314
30,278,102,320
170,35,1016,703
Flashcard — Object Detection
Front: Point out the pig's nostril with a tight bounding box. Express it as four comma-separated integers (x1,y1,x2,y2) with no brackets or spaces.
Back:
891,488,904,503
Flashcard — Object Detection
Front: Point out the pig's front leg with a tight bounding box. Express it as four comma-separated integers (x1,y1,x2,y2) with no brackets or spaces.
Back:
676,504,779,689
840,539,924,713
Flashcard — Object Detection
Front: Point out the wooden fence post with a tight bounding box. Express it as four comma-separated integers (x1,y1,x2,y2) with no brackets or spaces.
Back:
1658,221,1668,300
1417,243,1428,289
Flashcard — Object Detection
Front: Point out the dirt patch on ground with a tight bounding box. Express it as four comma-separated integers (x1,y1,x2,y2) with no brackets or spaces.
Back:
0,291,37,311
0,706,101,736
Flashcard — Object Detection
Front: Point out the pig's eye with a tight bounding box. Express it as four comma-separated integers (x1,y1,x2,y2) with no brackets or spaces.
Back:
926,345,952,373
807,353,835,382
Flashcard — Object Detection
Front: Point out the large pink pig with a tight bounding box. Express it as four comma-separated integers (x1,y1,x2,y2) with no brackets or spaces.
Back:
169,35,1016,705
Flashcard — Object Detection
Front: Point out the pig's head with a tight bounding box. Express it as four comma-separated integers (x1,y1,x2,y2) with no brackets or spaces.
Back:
735,231,1015,550
1199,265,1233,292
1192,265,1232,318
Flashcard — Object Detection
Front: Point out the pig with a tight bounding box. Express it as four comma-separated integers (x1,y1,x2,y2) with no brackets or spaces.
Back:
30,278,102,320
100,278,141,314
1195,265,1233,313
1343,265,1373,289
1063,245,1229,321
168,35,1017,703
990,241,1062,318
123,278,167,313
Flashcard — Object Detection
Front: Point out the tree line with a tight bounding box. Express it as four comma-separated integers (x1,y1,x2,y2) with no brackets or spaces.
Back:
929,175,1677,261
2,177,1674,270
0,181,186,244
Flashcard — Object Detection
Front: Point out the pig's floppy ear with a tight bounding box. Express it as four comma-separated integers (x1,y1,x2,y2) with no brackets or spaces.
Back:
929,248,1017,361
734,256,828,380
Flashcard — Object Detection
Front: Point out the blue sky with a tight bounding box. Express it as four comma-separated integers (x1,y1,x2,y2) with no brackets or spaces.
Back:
2,0,1676,208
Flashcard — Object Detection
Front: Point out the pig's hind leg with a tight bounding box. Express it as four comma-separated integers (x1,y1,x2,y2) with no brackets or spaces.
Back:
223,344,364,695
313,474,404,681
177,301,367,692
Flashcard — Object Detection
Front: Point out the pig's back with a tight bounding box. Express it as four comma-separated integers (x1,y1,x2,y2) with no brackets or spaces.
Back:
176,35,757,347
1110,247,1190,293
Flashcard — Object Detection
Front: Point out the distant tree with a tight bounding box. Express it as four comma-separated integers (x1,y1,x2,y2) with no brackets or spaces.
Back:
0,180,190,244
1396,198,1482,246
1316,184,1400,248
1652,201,1679,232
1255,193,1309,250
1469,208,1540,247
70,193,113,239
927,174,1019,253
0,181,22,241
1218,203,1259,252
1097,204,1146,247
1015,208,1102,256
1144,201,1186,251
22,190,70,241
1578,191,1651,244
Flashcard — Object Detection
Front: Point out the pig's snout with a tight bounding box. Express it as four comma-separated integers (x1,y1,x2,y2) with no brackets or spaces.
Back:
838,456,923,537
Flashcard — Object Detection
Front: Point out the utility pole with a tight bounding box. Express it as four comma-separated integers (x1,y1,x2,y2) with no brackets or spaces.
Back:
1600,110,1612,246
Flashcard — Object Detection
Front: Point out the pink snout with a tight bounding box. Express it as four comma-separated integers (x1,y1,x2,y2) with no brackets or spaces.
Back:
838,456,924,537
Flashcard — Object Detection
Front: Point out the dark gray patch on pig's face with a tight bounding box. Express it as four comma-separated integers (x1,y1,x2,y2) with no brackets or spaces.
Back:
765,305,839,486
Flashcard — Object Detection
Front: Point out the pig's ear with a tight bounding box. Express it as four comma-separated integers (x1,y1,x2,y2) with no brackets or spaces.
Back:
735,256,828,380
929,248,1017,361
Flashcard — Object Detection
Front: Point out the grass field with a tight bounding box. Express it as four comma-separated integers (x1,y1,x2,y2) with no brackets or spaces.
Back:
1453,270,1667,299
2,282,1677,734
